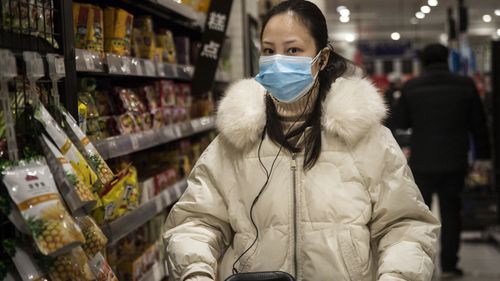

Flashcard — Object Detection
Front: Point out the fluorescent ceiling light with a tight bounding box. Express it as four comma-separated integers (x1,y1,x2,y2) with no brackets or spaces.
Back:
421,5,431,14
339,9,350,17
345,33,356,42
337,6,347,13
483,14,492,22
340,15,350,23
391,32,401,40
416,12,425,19
495,9,500,16
428,0,438,7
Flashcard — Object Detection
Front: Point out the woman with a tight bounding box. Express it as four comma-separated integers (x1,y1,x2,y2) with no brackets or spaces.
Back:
163,1,440,280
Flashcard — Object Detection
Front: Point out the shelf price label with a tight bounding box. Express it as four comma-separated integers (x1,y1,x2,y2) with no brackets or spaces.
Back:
83,50,96,71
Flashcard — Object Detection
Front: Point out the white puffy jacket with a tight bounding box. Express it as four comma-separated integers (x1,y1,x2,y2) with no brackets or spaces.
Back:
163,77,441,281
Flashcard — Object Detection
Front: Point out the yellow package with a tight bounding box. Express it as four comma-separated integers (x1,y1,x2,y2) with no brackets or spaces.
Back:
73,3,90,49
156,30,177,63
103,7,115,53
197,0,211,13
48,247,94,281
98,165,139,221
139,31,156,59
60,108,115,185
86,5,104,52
110,8,134,56
35,105,102,193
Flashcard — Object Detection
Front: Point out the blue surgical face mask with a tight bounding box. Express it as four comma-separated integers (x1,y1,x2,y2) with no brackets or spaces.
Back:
255,52,320,103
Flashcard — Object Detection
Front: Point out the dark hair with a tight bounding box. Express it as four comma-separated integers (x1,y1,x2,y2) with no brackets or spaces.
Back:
420,43,449,66
261,0,353,170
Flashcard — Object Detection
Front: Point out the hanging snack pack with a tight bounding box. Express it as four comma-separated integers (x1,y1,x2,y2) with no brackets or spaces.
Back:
35,104,102,193
60,108,115,185
88,253,119,281
2,160,85,256
47,246,95,281
93,165,139,222
86,5,104,52
75,216,108,257
42,135,97,210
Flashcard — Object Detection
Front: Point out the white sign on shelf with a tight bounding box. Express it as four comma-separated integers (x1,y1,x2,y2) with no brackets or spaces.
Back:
83,50,96,71
143,59,156,77
130,134,140,150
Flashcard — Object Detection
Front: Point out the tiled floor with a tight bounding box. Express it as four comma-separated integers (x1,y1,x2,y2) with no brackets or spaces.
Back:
432,240,500,281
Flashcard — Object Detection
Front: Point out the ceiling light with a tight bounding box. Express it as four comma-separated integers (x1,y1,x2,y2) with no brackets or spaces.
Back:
428,0,438,7
391,32,401,40
421,5,431,14
339,15,350,23
497,29,500,36
495,9,500,16
336,6,347,13
483,14,492,22
345,33,356,42
439,33,448,44
339,9,350,17
410,18,419,24
416,12,425,19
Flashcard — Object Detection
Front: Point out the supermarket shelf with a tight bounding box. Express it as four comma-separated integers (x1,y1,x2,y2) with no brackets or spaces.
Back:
103,179,188,246
76,49,194,80
153,0,205,23
139,261,167,281
94,116,215,159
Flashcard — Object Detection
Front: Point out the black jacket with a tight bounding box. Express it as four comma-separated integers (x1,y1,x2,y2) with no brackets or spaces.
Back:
393,63,490,173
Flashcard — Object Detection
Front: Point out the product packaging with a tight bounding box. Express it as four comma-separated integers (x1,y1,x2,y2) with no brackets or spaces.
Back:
35,104,102,193
60,108,115,185
73,3,89,49
42,135,97,210
75,216,108,257
174,36,191,65
156,29,177,64
88,252,119,281
104,7,134,56
47,246,95,281
86,5,104,52
2,160,85,256
116,113,139,135
157,80,176,108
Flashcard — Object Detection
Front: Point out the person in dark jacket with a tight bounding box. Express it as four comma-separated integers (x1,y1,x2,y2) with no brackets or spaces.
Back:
393,43,490,278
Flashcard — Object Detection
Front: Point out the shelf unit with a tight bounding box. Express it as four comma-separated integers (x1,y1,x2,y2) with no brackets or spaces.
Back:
102,179,188,246
139,260,168,281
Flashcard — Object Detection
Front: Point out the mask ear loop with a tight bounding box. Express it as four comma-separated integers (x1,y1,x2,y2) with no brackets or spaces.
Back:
232,87,316,275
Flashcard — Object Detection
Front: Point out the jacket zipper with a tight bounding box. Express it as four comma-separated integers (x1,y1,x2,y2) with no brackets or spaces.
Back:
291,153,298,280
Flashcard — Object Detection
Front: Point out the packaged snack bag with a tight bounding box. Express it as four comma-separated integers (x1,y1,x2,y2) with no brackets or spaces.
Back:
151,109,163,129
103,7,115,53
88,252,119,281
75,216,107,257
35,104,102,193
98,165,139,221
60,108,115,185
140,85,159,111
156,29,177,64
47,247,94,281
42,135,97,209
73,3,90,49
116,113,139,135
86,5,104,52
2,160,85,256
112,9,134,56
157,80,176,107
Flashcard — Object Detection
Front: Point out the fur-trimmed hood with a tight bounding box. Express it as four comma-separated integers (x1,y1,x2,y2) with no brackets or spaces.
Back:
216,76,387,150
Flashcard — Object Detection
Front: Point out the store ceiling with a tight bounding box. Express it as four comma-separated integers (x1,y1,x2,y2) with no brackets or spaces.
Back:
324,0,500,43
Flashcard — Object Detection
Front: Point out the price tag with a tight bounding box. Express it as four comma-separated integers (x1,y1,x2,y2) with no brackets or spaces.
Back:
130,134,140,150
83,51,95,71
144,60,156,76
156,62,165,77
121,56,132,74
132,58,143,76
54,56,66,76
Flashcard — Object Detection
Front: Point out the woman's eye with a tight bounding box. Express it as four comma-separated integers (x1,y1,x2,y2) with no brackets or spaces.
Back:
288,48,299,54
262,48,274,55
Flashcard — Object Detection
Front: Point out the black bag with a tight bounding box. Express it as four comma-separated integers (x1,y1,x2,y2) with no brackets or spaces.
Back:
224,271,295,281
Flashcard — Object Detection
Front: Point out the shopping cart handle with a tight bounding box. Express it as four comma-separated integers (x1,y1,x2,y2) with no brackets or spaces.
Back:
224,271,295,281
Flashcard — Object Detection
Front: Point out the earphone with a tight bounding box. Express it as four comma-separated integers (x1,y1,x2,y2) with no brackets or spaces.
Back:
231,80,317,275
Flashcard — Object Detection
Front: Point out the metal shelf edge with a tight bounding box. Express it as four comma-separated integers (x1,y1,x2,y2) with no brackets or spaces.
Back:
105,179,188,246
94,116,215,159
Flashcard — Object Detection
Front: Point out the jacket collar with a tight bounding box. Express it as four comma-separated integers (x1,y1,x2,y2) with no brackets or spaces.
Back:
216,76,387,150
423,63,450,74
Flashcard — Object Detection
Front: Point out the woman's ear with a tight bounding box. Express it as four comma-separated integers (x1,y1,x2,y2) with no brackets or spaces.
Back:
319,47,331,71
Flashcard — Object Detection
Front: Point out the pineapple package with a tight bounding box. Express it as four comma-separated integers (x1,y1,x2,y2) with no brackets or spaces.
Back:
2,160,85,256
35,104,103,194
75,215,108,257
60,107,115,185
42,135,97,211
47,246,95,281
